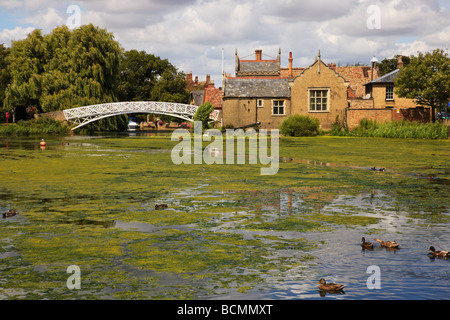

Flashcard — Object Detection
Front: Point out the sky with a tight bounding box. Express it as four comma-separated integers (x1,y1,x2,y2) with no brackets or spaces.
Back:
0,0,449,87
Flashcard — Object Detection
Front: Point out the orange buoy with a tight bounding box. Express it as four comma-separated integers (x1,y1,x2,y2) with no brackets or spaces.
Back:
40,139,46,146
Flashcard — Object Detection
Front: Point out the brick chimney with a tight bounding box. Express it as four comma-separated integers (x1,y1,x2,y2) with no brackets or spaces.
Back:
255,49,262,61
397,55,404,69
288,52,293,77
186,72,193,84
206,74,210,84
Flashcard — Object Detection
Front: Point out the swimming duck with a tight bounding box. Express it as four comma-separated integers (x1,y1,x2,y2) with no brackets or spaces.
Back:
428,246,449,258
375,239,400,248
316,278,345,292
361,237,374,249
2,209,18,218
155,204,168,210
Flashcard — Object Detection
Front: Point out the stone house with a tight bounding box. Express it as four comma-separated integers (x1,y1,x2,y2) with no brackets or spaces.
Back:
346,56,431,129
222,49,429,130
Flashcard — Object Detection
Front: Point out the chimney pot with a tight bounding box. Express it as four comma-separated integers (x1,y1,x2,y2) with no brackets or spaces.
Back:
397,55,404,69
255,49,262,61
288,51,293,77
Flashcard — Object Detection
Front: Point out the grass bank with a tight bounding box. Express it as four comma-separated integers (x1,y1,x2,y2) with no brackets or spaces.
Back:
331,119,448,139
0,118,69,136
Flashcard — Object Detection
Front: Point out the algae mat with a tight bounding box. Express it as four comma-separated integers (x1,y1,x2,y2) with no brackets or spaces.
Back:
0,135,449,299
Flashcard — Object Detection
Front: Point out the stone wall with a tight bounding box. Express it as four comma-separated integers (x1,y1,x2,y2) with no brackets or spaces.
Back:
346,108,393,129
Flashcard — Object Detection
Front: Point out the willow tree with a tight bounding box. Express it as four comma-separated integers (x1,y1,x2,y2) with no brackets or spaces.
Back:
0,44,10,121
4,24,122,119
3,29,46,119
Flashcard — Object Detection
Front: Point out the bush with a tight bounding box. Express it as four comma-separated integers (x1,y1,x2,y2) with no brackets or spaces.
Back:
350,119,447,139
280,115,320,137
193,102,215,130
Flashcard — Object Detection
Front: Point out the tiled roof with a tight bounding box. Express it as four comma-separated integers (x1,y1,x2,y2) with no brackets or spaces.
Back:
238,60,279,76
365,69,399,85
224,78,290,98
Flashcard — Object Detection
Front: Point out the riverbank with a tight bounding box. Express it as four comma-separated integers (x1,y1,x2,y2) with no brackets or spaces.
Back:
0,118,69,136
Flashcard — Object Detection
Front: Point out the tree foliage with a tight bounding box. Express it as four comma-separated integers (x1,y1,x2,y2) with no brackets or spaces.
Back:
193,101,215,130
378,55,411,76
117,49,188,104
0,44,10,121
394,49,449,116
4,24,122,119
2,25,190,124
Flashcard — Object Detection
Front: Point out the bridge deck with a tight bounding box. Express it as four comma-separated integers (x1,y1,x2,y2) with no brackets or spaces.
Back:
63,101,220,130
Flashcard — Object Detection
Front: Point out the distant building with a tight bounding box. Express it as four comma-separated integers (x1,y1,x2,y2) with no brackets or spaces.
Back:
186,72,222,110
222,49,430,130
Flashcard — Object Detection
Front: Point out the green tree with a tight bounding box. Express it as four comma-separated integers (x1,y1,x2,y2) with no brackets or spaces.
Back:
378,55,411,76
150,69,189,103
4,24,122,119
4,29,46,120
193,101,215,130
117,50,174,101
394,49,450,120
0,44,11,121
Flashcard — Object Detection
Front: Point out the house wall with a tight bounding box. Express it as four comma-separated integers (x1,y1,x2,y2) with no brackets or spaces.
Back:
222,98,291,129
290,60,349,130
371,84,419,109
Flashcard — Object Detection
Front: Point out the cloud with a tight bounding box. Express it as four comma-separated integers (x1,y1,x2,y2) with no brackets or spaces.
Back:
0,0,448,85
0,26,35,46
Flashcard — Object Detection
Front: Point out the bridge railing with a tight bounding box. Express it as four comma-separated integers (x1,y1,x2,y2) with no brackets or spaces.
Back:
63,101,220,130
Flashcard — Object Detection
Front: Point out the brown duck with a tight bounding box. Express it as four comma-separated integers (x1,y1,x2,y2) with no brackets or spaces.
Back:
375,239,400,248
2,209,18,218
361,237,373,249
428,246,449,258
316,278,345,292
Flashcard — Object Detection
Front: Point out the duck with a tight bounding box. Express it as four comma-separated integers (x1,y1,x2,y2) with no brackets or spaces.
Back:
316,278,345,292
428,246,449,258
155,204,168,210
375,239,400,248
2,209,18,218
361,237,374,249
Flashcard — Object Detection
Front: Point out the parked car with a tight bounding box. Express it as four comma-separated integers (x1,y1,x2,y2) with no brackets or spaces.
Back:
437,112,449,120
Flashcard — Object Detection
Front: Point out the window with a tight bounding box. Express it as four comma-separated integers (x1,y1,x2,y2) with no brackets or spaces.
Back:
386,86,394,100
309,89,329,112
272,100,285,115
257,99,264,108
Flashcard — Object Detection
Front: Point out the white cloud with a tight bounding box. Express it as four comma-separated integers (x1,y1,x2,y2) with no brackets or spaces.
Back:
0,0,448,85
0,26,35,46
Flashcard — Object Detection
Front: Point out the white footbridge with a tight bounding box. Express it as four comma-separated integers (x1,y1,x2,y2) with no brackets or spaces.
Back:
63,101,220,130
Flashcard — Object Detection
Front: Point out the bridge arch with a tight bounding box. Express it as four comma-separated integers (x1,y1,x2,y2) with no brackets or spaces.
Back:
63,101,220,130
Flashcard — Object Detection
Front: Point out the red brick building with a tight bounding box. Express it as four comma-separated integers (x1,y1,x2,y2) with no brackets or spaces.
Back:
186,72,222,110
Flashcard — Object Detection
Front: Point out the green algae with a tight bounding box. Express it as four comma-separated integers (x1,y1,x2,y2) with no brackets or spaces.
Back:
0,135,448,299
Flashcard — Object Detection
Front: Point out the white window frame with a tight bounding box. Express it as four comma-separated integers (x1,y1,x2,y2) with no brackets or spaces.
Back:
272,100,285,115
386,85,394,101
308,88,330,112
257,99,264,108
